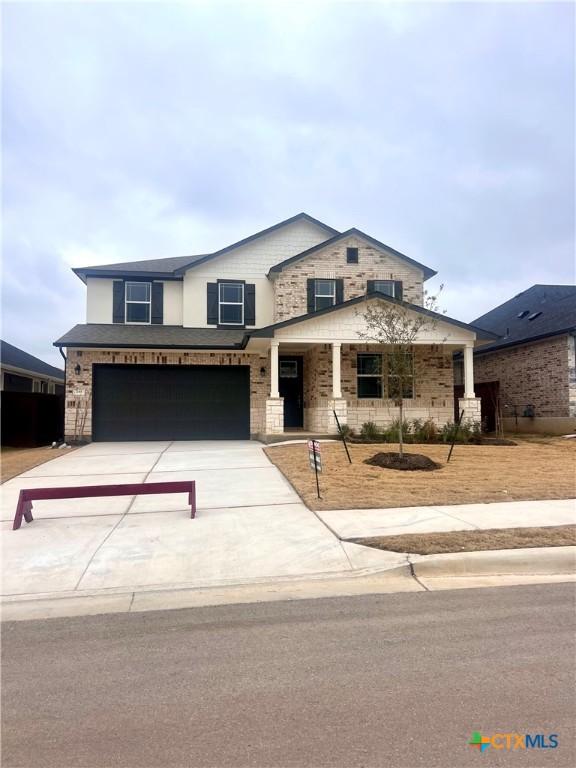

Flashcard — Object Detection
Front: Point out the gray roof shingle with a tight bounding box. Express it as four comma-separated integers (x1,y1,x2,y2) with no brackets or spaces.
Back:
53,325,247,349
472,284,576,353
1,340,64,380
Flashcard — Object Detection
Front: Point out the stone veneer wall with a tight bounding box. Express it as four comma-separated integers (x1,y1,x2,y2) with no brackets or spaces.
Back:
64,349,270,441
473,335,572,418
303,344,454,431
273,236,424,322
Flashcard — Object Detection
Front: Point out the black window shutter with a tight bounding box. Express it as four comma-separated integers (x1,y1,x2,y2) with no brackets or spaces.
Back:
367,280,375,294
151,282,163,324
113,281,125,323
335,279,344,304
245,283,256,325
207,283,218,324
307,279,315,313
394,281,403,301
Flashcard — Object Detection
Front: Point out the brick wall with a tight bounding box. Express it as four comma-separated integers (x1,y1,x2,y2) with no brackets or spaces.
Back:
303,343,454,429
473,334,571,418
273,236,424,322
65,348,270,440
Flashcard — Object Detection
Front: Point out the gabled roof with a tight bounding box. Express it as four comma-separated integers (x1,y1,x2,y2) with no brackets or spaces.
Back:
471,284,576,354
267,228,437,280
1,340,64,380
172,213,338,275
73,254,208,283
53,324,247,350
250,292,498,340
73,213,338,283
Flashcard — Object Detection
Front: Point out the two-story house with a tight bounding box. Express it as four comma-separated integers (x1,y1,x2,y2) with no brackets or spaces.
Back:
54,213,495,442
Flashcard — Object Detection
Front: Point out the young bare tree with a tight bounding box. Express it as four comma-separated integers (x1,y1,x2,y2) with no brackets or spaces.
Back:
357,287,445,458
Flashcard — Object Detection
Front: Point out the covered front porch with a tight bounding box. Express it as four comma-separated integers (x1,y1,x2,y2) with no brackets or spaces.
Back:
259,339,480,436
246,294,489,437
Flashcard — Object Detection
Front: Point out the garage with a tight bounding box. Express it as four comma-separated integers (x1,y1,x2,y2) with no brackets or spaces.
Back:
92,364,250,441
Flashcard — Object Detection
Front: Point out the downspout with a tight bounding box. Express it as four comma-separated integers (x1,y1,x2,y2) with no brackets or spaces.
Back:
59,346,66,442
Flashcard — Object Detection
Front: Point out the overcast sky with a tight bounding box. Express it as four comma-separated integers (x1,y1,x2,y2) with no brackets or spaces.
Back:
2,0,574,367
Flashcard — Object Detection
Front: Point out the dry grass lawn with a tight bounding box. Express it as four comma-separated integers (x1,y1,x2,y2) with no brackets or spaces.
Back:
264,437,576,510
1,446,75,483
353,525,576,555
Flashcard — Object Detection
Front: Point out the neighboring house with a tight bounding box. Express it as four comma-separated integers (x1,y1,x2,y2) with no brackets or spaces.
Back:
455,285,576,435
1,340,64,394
54,213,496,442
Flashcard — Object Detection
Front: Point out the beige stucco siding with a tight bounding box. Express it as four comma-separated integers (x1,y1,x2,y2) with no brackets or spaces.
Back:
85,278,183,326
273,235,425,322
163,281,184,325
183,276,274,328
182,218,331,328
86,278,114,323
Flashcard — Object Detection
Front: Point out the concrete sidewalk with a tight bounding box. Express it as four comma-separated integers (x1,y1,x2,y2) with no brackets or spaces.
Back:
317,498,576,539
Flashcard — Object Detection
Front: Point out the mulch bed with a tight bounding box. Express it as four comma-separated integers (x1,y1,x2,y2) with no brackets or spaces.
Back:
364,452,442,471
350,525,576,555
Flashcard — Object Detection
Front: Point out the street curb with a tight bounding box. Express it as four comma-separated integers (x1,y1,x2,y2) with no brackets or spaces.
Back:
411,546,576,578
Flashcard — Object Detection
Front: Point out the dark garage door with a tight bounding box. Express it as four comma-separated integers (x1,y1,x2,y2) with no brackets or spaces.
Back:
92,365,250,441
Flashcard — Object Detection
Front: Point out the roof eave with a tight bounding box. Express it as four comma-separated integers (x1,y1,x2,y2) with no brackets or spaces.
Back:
267,228,437,280
173,213,340,276
473,326,576,355
250,292,498,340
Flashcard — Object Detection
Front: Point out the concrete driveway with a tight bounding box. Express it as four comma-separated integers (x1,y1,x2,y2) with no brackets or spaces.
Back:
1,441,400,603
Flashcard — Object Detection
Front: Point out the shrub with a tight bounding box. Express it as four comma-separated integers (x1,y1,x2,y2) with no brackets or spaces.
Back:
384,418,412,444
338,423,354,440
441,421,472,443
412,418,438,443
360,421,381,440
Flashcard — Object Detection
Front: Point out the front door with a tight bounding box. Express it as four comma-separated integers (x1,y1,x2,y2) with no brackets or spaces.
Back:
279,356,303,428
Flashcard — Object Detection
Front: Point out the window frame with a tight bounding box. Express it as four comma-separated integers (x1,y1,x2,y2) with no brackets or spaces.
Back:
346,247,359,264
218,281,245,326
372,280,397,298
357,353,384,399
125,281,152,324
314,279,336,311
356,351,415,400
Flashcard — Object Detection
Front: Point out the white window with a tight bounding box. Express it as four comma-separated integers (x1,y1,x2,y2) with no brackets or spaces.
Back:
32,380,41,393
219,282,244,325
372,280,396,297
314,279,336,311
125,282,151,323
48,382,55,394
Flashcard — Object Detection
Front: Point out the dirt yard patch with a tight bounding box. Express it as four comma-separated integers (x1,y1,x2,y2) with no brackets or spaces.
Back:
264,438,576,510
352,525,576,555
1,446,75,483
364,452,441,471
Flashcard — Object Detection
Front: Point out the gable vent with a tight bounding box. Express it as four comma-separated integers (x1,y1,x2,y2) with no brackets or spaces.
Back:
528,311,542,321
517,310,530,318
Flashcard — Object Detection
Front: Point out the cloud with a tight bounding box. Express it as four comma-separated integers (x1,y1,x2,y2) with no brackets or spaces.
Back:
2,0,574,365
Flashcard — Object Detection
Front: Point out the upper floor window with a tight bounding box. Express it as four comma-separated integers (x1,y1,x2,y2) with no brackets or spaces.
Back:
125,282,151,323
314,279,336,311
346,247,359,264
219,282,244,325
372,280,396,297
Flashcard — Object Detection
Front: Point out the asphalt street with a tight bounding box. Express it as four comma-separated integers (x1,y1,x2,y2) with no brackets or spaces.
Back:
2,583,575,768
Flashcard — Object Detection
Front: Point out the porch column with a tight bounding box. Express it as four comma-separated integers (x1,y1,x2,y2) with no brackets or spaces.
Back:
332,342,342,399
463,343,475,398
270,341,280,398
